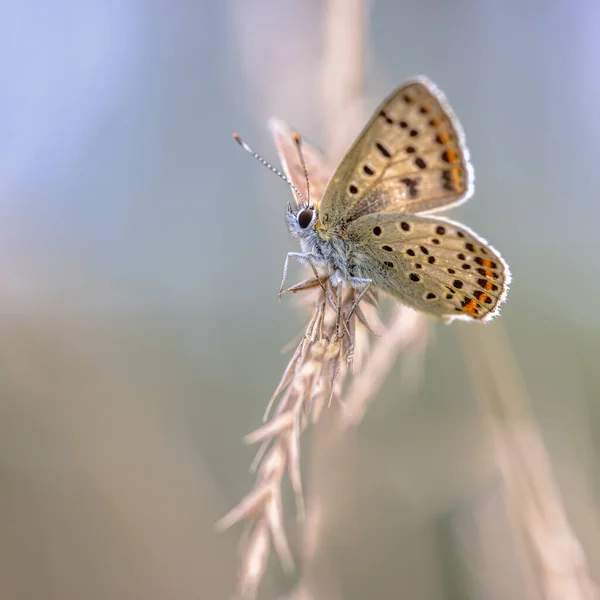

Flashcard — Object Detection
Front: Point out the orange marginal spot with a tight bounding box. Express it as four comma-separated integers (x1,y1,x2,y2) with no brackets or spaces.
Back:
481,259,493,268
438,132,450,144
485,269,494,277
450,167,462,191
429,118,439,127
446,149,458,163
479,293,489,304
485,280,493,291
464,299,478,316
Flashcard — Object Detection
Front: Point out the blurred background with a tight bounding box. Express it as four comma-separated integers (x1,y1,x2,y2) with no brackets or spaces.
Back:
1,1,599,599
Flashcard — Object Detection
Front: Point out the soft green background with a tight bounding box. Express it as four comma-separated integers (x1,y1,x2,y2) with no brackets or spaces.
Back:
0,1,598,599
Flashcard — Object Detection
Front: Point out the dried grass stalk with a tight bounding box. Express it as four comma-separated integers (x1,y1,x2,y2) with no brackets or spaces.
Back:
218,1,431,598
216,280,386,598
461,324,599,600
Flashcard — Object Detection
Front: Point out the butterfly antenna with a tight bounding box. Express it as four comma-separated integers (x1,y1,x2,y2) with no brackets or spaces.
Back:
292,133,311,208
232,133,308,209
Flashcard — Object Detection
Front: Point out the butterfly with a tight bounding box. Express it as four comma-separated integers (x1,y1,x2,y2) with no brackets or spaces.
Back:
239,77,510,323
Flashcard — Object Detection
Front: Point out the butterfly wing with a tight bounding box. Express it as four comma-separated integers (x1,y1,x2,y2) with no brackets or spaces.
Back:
318,77,474,227
269,118,333,209
347,213,510,322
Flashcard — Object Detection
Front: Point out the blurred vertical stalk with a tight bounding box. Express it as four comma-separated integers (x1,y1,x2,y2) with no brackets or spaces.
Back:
320,0,367,162
287,2,369,599
461,323,598,600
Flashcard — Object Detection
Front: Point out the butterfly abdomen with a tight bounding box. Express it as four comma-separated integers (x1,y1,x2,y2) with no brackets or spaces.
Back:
313,230,352,278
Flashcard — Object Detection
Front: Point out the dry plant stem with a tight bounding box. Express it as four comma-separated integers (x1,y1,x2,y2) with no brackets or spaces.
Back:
217,279,381,598
460,324,599,600
221,1,430,597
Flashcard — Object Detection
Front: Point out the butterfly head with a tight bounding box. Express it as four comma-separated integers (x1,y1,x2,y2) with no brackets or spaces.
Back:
286,202,317,237
297,207,314,229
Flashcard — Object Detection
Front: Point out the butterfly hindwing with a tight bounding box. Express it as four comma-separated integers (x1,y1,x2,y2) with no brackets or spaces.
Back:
318,77,474,227
347,213,510,322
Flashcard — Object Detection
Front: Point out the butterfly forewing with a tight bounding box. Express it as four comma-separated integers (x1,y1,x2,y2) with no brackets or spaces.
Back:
269,118,333,209
347,213,510,322
319,77,473,226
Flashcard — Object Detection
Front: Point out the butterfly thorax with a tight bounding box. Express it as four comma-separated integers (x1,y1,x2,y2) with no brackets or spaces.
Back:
286,208,357,280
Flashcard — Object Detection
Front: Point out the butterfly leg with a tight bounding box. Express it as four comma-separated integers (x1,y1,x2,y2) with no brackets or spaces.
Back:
346,277,373,322
280,274,331,295
279,252,326,300
334,281,344,340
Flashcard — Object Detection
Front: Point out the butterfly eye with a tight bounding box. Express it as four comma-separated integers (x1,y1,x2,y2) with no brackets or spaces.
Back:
297,209,314,229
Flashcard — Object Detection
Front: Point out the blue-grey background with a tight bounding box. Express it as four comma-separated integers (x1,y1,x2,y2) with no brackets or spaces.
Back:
0,1,599,599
